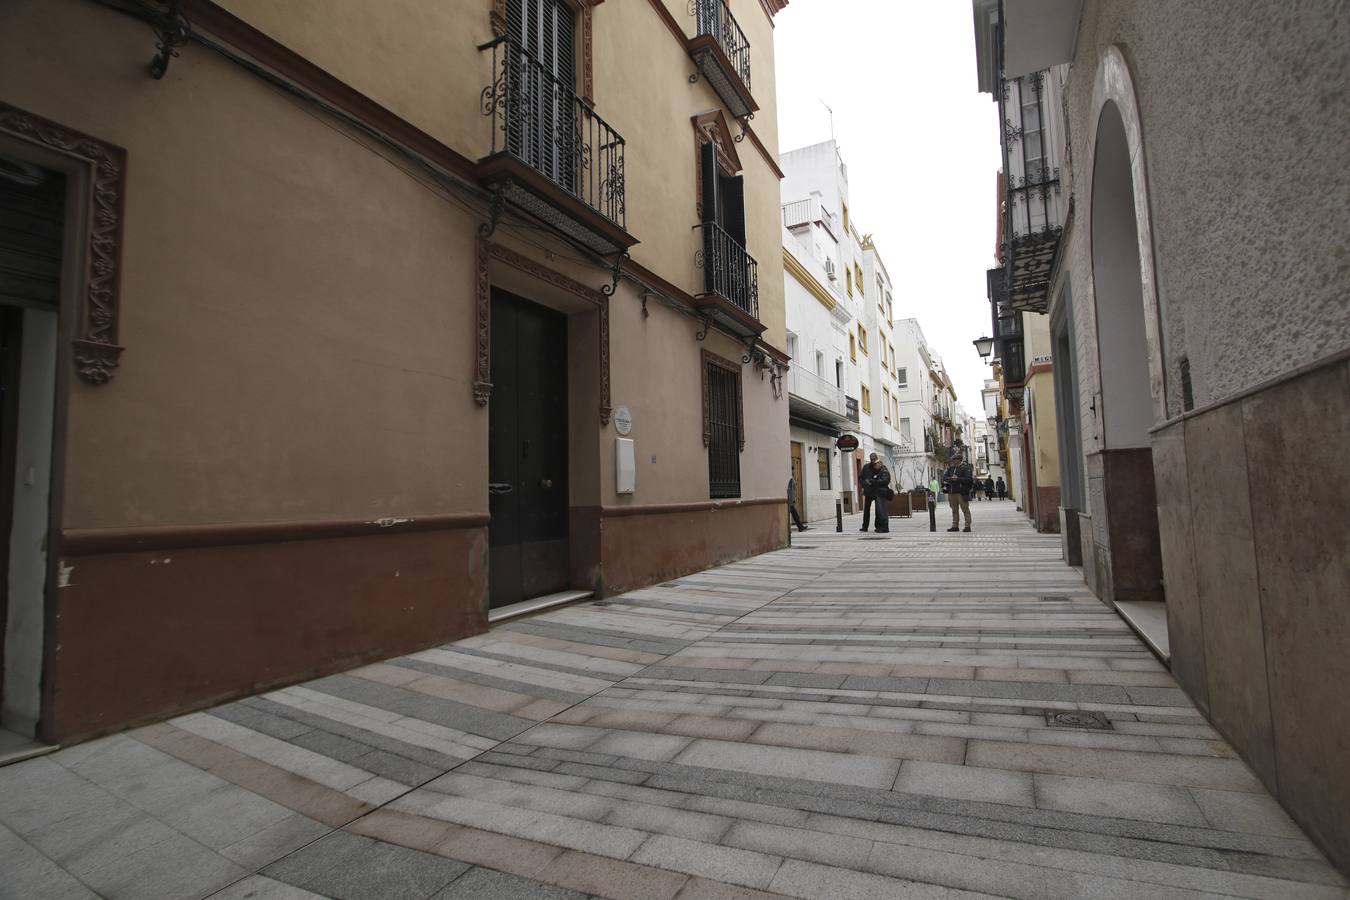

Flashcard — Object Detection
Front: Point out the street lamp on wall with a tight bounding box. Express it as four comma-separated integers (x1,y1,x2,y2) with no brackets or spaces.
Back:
973,336,995,359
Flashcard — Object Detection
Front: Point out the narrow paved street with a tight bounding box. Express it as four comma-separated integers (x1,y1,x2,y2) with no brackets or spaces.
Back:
3,504,1344,900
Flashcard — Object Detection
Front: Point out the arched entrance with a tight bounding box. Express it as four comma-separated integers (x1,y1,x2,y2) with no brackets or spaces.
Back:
1087,85,1166,614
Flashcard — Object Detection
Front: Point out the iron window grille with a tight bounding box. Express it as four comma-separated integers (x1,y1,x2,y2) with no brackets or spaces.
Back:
702,350,744,499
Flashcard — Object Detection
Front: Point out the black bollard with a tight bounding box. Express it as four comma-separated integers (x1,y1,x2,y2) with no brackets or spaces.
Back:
928,492,937,532
835,499,843,533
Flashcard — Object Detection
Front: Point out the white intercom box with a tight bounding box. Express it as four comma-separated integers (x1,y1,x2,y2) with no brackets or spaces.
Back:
615,438,635,494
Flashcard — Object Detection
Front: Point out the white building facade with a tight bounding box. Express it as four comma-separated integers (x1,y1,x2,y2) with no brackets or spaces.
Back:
781,140,908,514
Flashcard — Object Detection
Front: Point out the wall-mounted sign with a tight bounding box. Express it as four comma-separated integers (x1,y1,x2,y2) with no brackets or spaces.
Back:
835,433,859,452
614,405,632,435
1033,354,1053,364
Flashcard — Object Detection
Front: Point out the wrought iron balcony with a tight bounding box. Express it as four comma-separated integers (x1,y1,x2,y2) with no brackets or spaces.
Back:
693,221,761,336
688,0,756,119
478,37,635,256
998,70,1064,313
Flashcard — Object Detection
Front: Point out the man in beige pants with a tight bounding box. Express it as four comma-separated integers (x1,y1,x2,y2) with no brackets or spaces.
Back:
943,452,974,533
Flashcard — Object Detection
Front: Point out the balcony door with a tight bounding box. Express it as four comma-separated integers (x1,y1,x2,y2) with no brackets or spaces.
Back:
699,140,748,307
488,289,570,609
506,0,577,189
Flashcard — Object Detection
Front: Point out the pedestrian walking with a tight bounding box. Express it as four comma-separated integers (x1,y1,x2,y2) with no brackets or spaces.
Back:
942,452,974,532
859,452,892,533
984,476,995,500
787,476,806,532
973,478,984,501
996,476,1007,500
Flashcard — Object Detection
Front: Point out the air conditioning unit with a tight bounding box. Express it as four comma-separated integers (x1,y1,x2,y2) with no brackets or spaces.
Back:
824,259,837,280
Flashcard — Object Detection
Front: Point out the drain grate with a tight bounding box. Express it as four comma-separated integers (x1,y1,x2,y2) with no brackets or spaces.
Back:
787,545,820,550
860,536,891,541
1044,709,1113,730
658,582,680,587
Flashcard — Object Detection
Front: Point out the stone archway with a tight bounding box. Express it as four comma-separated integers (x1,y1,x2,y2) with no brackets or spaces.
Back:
1084,48,1167,613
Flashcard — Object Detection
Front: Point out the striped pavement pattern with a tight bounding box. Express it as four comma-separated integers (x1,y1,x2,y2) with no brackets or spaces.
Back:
0,503,1344,899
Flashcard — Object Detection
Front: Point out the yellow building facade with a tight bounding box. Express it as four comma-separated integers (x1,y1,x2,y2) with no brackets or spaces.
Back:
0,0,789,743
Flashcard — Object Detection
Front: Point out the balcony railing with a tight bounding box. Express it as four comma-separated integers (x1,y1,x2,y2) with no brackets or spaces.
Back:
689,0,755,118
786,363,847,418
998,69,1063,313
696,221,759,322
479,36,630,253
694,0,752,90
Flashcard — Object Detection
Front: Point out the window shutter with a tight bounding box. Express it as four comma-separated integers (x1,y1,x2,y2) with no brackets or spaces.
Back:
699,141,718,224
724,174,746,248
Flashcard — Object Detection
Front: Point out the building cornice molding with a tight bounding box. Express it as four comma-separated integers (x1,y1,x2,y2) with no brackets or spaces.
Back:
782,249,836,311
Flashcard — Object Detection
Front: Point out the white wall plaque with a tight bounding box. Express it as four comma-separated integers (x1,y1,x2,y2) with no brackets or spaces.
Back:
614,405,632,435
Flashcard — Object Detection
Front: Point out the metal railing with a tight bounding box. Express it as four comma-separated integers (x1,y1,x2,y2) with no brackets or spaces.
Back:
786,363,847,417
696,222,759,320
480,36,626,229
782,198,813,229
693,0,752,91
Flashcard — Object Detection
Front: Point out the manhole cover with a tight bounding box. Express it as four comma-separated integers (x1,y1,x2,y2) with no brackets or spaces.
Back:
1044,710,1112,730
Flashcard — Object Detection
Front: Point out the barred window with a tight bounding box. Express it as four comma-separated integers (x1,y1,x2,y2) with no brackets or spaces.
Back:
702,350,743,498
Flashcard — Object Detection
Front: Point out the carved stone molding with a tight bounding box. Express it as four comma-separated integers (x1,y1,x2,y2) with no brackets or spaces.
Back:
476,239,611,424
701,348,744,450
473,238,492,405
581,6,595,104
0,102,126,384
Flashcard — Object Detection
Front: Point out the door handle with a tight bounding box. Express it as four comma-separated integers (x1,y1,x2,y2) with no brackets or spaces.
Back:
540,478,553,489
488,482,514,495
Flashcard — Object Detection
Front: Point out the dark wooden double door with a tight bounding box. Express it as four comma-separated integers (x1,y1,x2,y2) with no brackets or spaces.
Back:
488,289,569,609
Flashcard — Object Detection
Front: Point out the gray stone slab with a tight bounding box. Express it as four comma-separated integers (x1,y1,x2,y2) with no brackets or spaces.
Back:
25,802,173,875
674,739,900,790
893,762,1035,808
353,749,442,787
220,813,332,870
264,830,469,899
723,819,872,870
0,756,122,835
243,698,465,772
307,673,535,741
640,666,774,685
289,728,377,764
764,672,849,689
1034,774,1208,826
925,678,1131,704
431,866,588,900
207,875,329,899
630,834,784,889
210,702,314,741
79,830,247,900
392,657,590,705
0,822,101,900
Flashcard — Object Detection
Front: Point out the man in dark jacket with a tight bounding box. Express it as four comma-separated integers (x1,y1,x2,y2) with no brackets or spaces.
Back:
984,476,996,499
859,452,891,533
996,476,1007,500
942,453,974,532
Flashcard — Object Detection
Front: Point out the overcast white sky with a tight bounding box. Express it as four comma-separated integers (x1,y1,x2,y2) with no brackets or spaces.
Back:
773,0,1002,412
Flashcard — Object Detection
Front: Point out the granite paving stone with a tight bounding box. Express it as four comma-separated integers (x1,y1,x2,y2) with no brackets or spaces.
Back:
1,504,1343,899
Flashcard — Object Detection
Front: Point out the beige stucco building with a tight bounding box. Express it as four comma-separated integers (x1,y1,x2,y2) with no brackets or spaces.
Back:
976,0,1350,872
0,0,790,745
